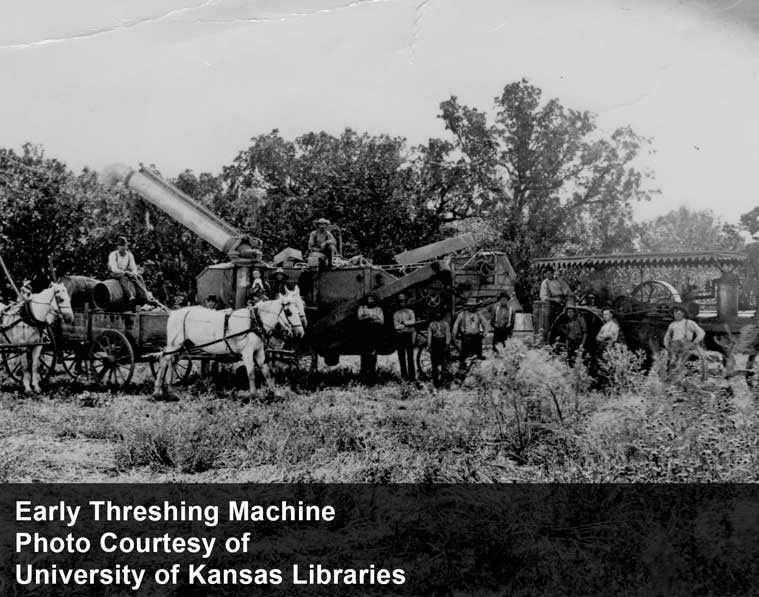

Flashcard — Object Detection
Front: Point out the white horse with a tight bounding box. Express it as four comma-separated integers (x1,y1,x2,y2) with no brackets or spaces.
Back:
153,296,305,398
0,283,74,393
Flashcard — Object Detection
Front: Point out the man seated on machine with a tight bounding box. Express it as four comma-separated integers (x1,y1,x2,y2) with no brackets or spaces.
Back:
308,218,337,269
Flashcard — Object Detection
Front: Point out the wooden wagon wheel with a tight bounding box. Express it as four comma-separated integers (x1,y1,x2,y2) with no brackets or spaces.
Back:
149,355,193,386
630,280,681,306
3,328,57,384
89,330,134,389
416,340,458,381
60,344,88,378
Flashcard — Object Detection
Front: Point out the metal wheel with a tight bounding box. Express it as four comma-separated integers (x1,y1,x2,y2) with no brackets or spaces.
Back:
149,355,192,385
630,280,681,307
89,330,134,389
3,328,57,384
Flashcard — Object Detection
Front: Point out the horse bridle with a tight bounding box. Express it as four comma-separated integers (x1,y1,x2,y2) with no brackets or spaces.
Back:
255,300,304,337
30,287,67,321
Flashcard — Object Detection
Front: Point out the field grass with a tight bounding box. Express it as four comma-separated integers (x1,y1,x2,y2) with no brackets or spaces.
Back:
2,340,759,483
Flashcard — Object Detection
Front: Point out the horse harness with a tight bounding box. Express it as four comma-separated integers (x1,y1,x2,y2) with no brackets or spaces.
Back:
0,298,51,342
171,303,283,356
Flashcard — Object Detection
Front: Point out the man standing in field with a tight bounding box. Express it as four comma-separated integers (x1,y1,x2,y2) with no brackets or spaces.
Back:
426,309,451,387
393,293,416,381
490,292,514,353
357,294,384,383
595,307,620,348
108,236,140,304
453,298,488,368
664,303,705,370
540,268,568,304
564,307,587,365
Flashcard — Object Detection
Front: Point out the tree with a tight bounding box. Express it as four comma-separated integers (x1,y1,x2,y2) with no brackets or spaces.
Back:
223,129,444,263
638,207,743,253
434,79,657,301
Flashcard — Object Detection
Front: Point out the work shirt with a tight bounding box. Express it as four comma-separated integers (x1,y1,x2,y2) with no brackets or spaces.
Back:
491,302,513,329
108,250,137,274
358,305,384,325
393,308,416,334
596,320,620,344
664,319,705,347
453,310,487,337
540,278,567,301
308,229,337,252
565,317,587,341
427,320,451,344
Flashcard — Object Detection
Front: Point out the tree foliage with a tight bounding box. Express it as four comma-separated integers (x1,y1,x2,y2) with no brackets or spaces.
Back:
222,129,442,263
435,80,656,299
0,81,657,305
638,207,744,253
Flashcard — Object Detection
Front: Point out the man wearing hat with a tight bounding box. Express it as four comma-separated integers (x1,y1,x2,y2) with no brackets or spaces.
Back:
664,303,705,369
426,308,451,387
108,236,140,303
490,292,514,354
539,267,569,304
453,298,488,367
358,293,384,382
393,293,417,381
563,306,587,364
308,218,337,269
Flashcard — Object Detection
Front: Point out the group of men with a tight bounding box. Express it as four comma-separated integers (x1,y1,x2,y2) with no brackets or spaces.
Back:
357,291,516,386
542,266,707,369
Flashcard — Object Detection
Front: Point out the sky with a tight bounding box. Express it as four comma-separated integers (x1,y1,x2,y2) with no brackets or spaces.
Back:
1,0,758,223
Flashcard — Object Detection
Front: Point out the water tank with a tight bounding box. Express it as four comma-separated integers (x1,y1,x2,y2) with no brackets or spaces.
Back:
716,271,739,320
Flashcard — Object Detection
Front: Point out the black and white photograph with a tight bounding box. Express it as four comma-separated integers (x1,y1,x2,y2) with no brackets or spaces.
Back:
2,1,759,594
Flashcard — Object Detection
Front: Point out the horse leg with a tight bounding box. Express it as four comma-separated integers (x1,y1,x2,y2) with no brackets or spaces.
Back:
30,345,43,393
241,340,257,398
152,351,175,397
254,342,273,392
21,349,32,393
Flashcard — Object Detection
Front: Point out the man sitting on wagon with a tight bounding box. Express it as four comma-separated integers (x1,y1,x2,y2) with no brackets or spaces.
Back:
308,218,337,269
108,236,141,304
664,303,705,370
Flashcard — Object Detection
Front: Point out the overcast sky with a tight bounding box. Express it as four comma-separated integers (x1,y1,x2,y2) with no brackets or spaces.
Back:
1,0,758,223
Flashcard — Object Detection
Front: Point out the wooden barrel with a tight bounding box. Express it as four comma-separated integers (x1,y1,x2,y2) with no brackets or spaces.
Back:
93,279,148,311
58,275,99,308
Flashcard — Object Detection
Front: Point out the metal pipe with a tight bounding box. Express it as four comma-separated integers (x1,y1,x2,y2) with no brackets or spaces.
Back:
100,164,260,258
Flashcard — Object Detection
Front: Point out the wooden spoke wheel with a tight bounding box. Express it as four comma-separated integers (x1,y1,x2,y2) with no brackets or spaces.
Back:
60,344,88,378
416,345,432,380
416,343,459,381
149,355,193,385
89,330,134,390
3,328,57,385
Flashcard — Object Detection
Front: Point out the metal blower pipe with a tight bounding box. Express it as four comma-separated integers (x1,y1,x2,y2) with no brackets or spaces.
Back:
100,164,259,258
